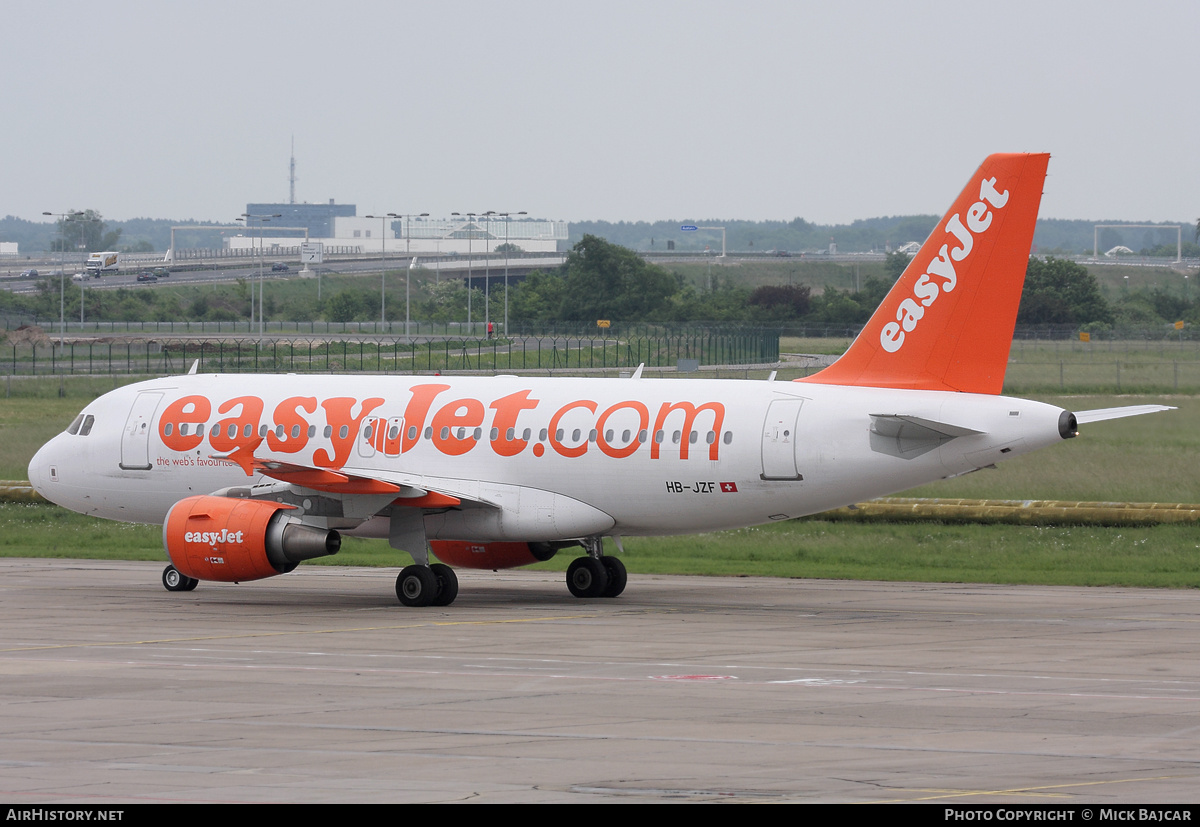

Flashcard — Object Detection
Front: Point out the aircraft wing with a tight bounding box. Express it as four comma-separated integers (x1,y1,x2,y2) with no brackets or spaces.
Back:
212,440,464,509
1074,405,1175,424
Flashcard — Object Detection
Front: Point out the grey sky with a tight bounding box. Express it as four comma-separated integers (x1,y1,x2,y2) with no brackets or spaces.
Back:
5,0,1198,227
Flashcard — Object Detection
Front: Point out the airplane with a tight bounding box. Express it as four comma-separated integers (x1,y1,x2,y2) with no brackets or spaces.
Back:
28,153,1172,607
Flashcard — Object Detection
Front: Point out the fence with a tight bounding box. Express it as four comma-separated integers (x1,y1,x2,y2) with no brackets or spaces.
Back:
0,331,780,377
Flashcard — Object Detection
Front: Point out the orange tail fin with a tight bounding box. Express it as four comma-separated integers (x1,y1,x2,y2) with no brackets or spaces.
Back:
799,153,1049,394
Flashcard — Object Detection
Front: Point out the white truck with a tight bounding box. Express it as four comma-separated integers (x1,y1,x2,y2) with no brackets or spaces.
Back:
85,251,120,275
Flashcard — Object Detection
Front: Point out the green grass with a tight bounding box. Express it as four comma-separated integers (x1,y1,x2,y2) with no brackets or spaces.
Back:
3,504,1198,588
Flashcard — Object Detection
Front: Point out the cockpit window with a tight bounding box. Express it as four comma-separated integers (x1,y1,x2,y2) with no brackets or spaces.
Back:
66,414,95,436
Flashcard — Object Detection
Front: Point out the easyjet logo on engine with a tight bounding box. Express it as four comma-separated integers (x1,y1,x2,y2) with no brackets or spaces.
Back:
185,529,245,547
157,386,728,467
879,176,1010,353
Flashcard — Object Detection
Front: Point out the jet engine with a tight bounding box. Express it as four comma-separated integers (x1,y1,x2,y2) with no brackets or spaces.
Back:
163,495,341,582
429,540,575,570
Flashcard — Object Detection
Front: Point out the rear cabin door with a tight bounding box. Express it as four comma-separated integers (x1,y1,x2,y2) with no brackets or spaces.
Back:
760,398,803,480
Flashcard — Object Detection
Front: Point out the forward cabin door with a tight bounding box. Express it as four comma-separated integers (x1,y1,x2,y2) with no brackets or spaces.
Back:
120,391,164,471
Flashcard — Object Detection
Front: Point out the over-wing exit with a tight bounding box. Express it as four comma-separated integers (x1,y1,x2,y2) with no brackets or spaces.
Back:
28,154,1172,607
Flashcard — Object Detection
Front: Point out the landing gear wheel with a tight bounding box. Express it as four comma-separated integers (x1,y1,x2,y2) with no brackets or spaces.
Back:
162,565,196,593
396,565,438,607
566,556,609,599
600,556,627,598
430,563,459,607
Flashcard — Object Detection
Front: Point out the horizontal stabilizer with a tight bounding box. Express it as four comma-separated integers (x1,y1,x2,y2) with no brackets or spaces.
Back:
1075,405,1175,424
870,414,983,440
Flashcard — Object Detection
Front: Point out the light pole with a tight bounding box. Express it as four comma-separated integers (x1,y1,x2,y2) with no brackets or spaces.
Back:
365,214,395,327
239,212,280,343
496,211,526,336
74,216,92,323
482,211,497,331
42,210,83,342
394,213,429,338
398,212,429,255
451,212,480,333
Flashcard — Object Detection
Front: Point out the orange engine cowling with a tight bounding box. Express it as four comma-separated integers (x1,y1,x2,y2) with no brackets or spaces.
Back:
429,540,569,570
163,495,341,583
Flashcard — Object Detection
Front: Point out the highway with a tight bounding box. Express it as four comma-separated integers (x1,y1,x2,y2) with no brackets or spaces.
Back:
0,254,568,296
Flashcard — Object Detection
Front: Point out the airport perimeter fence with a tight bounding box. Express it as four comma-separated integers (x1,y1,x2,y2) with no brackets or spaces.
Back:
3,317,776,340
0,331,780,377
4,317,1197,343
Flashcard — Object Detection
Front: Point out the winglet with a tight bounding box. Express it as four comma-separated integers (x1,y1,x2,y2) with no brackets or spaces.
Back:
799,153,1050,395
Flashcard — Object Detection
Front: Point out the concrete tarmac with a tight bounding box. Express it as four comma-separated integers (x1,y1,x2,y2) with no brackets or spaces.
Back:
1,558,1198,803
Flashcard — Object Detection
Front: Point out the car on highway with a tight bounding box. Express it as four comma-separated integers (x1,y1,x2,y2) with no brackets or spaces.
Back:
19,269,38,279
153,267,170,278
271,262,289,272
136,272,158,283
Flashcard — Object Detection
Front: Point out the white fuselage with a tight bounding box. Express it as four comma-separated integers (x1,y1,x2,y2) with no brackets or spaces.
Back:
29,373,1070,542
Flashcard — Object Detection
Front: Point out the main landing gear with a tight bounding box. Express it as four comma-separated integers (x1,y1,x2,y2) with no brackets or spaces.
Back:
566,537,626,599
395,563,458,608
161,565,198,592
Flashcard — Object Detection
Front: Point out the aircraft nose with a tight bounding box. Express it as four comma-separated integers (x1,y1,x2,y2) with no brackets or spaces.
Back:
28,438,61,500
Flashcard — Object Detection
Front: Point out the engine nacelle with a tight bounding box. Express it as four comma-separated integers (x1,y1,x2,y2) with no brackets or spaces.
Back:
164,495,341,583
429,540,574,570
